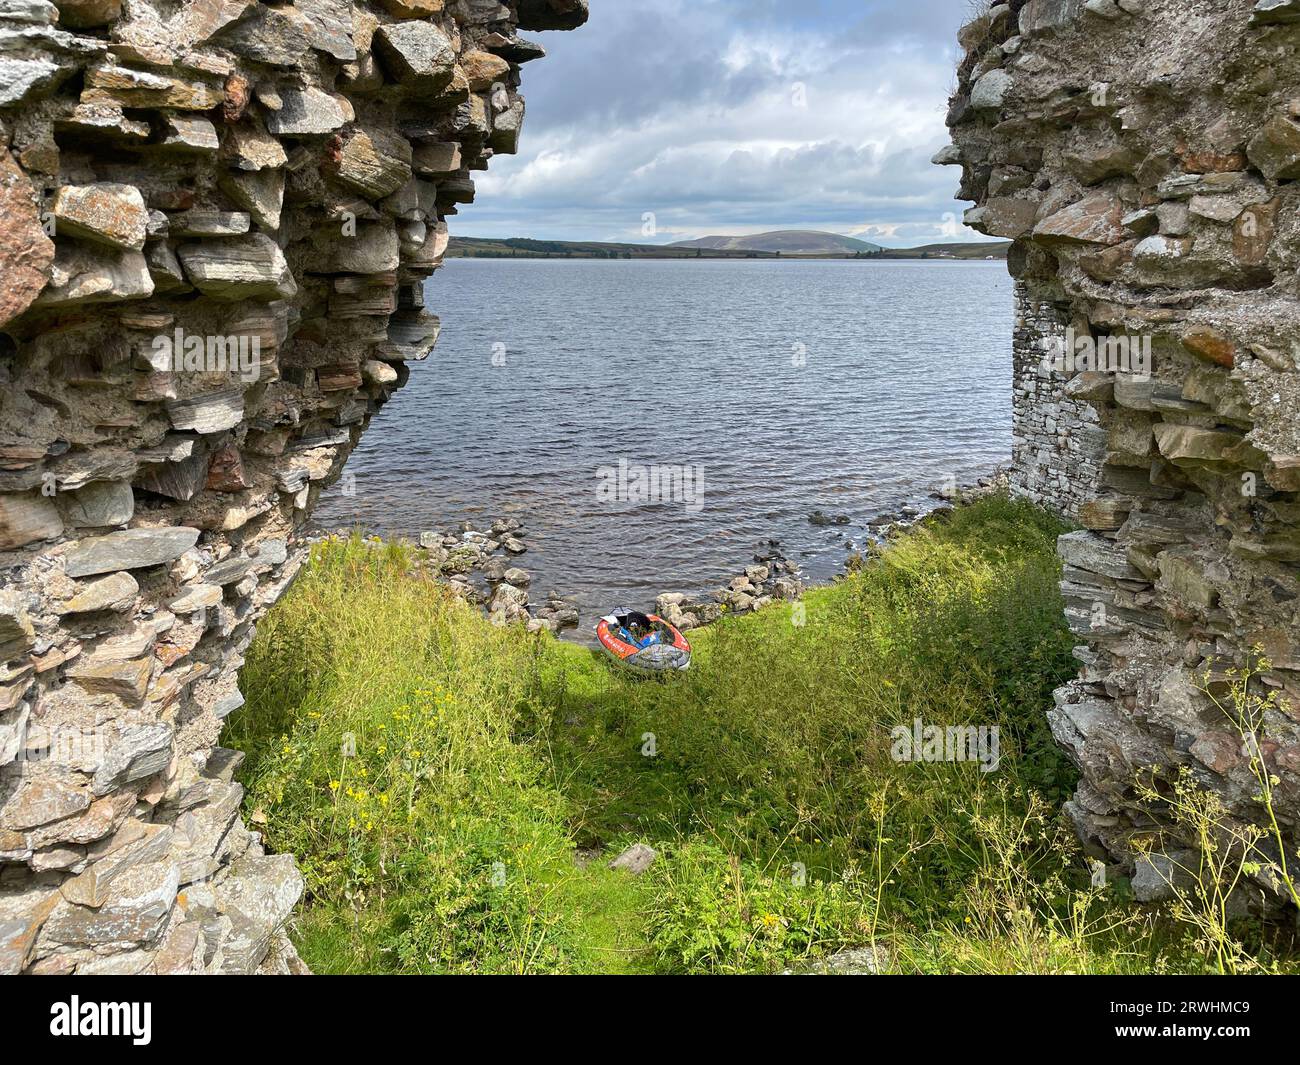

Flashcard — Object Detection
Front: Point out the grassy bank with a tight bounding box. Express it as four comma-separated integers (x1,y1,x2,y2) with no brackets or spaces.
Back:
228,496,1297,974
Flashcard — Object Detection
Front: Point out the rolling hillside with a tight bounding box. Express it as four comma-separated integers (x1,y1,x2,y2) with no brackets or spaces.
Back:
668,230,884,254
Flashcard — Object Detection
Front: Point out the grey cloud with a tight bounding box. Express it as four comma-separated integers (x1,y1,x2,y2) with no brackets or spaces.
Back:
473,0,984,245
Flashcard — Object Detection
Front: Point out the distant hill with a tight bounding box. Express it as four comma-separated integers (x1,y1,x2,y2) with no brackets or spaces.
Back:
447,236,768,260
446,236,1010,261
669,230,884,255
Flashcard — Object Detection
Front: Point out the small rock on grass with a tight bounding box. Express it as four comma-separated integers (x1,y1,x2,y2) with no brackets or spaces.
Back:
781,945,886,975
608,843,657,875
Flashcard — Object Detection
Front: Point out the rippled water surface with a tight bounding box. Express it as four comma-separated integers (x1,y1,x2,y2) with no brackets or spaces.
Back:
316,257,1013,634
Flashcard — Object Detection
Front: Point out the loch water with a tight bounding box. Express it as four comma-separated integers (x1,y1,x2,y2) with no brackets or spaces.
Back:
316,256,1014,635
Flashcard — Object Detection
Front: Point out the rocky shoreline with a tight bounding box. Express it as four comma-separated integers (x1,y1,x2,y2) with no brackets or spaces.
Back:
314,468,1012,641
651,467,1011,632
315,516,581,634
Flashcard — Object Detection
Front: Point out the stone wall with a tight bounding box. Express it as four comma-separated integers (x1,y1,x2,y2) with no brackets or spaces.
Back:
944,0,1300,904
1009,279,1106,518
0,0,586,974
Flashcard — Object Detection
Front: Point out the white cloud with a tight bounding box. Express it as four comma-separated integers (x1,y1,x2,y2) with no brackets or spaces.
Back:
464,0,990,247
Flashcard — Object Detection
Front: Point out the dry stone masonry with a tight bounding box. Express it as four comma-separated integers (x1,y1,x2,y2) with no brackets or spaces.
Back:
0,0,586,973
1009,280,1105,517
945,0,1300,904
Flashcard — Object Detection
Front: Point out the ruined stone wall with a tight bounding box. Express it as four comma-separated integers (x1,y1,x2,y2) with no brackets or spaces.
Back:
944,0,1300,903
0,0,586,974
1009,279,1106,518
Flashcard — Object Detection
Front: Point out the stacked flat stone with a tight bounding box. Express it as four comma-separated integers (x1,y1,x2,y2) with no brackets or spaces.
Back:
942,0,1300,905
1009,281,1107,517
0,0,587,974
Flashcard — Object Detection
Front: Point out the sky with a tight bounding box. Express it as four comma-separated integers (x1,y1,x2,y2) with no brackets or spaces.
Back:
464,0,987,248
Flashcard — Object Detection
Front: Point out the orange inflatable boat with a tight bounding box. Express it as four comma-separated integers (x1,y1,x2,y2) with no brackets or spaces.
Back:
595,608,691,675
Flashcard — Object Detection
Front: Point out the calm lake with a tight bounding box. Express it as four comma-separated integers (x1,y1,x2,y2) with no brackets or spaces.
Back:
315,257,1013,634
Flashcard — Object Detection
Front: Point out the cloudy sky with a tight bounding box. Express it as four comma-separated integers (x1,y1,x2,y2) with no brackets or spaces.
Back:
466,0,985,247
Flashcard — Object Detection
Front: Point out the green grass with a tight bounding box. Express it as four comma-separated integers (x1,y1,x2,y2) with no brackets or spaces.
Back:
228,496,1298,974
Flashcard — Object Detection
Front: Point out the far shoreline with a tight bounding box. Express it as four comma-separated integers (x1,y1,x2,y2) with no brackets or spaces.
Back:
446,237,1010,263
445,254,1010,262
